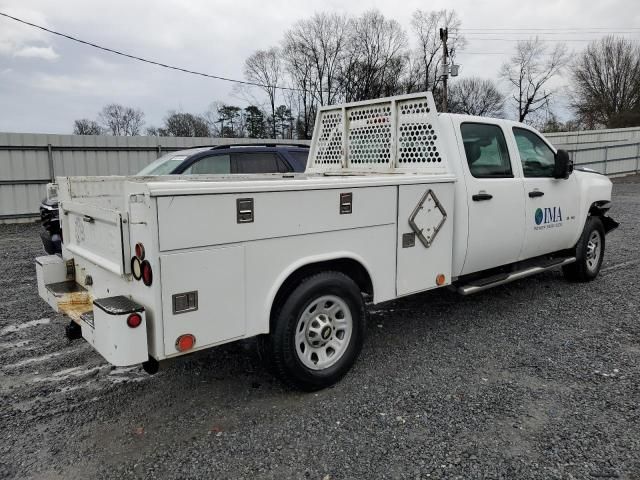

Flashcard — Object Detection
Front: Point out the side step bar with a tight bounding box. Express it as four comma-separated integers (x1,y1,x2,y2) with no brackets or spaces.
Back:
457,257,576,296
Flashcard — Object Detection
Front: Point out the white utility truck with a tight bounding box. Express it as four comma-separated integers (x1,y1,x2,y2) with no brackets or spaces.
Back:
36,92,617,390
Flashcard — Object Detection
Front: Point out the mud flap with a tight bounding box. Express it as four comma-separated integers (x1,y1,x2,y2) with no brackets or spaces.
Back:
602,216,619,234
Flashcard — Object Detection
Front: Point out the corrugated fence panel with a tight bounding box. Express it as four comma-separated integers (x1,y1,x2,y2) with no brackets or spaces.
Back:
3,127,638,222
0,132,310,222
0,184,47,217
547,126,640,149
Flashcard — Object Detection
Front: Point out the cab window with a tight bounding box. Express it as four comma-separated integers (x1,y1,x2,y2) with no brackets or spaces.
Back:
460,123,512,178
513,128,556,177
183,154,231,174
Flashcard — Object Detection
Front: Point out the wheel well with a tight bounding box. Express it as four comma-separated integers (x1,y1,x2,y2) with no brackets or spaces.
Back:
588,200,618,233
270,258,373,324
588,200,611,216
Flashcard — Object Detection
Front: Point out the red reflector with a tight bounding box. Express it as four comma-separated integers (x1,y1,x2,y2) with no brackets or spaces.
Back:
176,334,196,352
141,260,153,286
127,313,142,328
131,257,142,280
135,243,145,260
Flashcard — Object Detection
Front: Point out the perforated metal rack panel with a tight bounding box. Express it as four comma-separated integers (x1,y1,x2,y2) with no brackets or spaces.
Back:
307,92,446,173
347,104,392,167
313,111,344,167
395,98,444,171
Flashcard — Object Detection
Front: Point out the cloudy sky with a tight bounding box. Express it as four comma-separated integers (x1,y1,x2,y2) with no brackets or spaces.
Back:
0,0,638,134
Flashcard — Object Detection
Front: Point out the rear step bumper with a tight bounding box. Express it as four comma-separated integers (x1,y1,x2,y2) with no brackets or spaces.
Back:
36,254,149,366
457,257,576,295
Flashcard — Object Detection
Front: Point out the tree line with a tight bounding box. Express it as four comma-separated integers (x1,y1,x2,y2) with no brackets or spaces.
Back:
74,10,640,137
73,102,294,138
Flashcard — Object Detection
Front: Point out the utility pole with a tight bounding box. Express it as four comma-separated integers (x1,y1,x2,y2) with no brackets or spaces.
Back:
440,27,449,113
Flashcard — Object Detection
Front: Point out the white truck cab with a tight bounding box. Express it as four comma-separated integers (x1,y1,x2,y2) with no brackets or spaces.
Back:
36,92,617,390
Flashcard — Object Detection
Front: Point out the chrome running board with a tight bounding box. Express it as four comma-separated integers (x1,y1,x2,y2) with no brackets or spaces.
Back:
457,257,576,296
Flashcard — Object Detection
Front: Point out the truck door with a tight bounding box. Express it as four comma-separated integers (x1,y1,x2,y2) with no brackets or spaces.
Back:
457,122,526,275
511,127,580,260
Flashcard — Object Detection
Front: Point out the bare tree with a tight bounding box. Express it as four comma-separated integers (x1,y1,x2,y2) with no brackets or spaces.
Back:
73,118,102,135
571,36,640,128
283,12,350,106
340,10,408,102
282,32,319,139
244,48,282,138
409,9,465,93
448,77,505,117
500,38,569,123
98,103,145,135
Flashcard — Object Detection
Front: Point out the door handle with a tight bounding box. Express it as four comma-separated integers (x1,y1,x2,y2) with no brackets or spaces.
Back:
472,193,493,201
528,191,545,198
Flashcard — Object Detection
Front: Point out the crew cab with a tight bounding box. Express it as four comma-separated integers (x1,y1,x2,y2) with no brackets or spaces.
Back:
38,143,309,254
35,92,617,391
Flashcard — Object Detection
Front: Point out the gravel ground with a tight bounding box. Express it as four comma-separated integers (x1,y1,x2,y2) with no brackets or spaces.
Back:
1,176,639,480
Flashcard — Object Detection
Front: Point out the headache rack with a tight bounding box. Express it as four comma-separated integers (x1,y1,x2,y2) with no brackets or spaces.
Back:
307,91,447,174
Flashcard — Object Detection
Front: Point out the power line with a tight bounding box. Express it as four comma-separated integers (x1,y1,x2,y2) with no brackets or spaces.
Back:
3,10,636,81
455,26,640,31
0,11,300,92
452,30,640,35
453,36,640,42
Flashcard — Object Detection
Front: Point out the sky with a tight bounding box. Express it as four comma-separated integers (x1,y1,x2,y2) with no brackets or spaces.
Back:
0,0,639,134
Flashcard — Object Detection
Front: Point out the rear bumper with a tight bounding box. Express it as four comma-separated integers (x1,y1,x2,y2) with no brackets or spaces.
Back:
36,255,148,366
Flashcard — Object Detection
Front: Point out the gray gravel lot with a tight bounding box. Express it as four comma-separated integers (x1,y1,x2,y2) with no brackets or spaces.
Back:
1,176,639,480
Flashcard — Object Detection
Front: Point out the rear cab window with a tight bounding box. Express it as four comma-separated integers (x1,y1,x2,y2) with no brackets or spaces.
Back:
460,123,513,178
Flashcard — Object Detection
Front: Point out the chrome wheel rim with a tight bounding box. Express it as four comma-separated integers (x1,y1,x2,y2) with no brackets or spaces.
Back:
295,295,353,371
586,230,602,272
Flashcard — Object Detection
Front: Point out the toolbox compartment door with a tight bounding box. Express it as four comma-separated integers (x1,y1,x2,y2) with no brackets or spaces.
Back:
396,183,454,296
160,245,246,356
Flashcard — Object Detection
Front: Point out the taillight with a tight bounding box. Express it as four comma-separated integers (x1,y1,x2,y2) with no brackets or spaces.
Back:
176,334,196,352
141,260,153,286
127,313,142,328
131,257,142,280
135,243,145,260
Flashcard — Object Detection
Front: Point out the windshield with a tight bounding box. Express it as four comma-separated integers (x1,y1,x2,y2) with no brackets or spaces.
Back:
136,155,187,175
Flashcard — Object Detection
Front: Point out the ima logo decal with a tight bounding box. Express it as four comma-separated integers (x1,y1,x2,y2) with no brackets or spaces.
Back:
535,207,563,226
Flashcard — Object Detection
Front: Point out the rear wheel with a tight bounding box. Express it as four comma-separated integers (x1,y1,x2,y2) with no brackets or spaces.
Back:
563,216,605,282
269,271,366,391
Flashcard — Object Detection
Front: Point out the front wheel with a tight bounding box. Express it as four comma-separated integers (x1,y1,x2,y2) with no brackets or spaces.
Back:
563,216,605,282
268,271,366,391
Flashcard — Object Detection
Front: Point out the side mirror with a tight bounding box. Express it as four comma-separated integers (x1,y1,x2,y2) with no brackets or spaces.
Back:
554,149,573,179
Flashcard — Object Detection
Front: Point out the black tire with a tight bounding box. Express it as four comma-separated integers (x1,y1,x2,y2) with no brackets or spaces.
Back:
563,216,605,282
268,271,366,391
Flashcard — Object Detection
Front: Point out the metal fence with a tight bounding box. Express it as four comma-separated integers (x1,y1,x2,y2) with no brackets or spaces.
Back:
0,133,310,222
1,128,639,223
561,141,640,177
546,126,640,149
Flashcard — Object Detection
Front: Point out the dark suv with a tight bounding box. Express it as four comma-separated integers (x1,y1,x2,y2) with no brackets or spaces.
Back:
40,143,309,254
